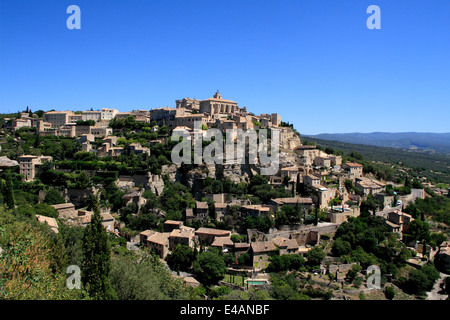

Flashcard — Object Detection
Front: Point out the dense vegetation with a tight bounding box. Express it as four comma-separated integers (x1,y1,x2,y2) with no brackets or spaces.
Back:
303,137,450,184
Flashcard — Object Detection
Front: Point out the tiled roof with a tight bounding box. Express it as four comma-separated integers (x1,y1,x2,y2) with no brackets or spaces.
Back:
211,237,234,247
250,241,277,253
36,215,59,233
195,227,231,237
51,203,75,210
196,202,209,209
272,236,298,250
271,197,313,205
343,162,363,167
148,232,170,245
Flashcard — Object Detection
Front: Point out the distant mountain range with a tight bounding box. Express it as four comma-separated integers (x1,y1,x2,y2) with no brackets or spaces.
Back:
303,132,450,155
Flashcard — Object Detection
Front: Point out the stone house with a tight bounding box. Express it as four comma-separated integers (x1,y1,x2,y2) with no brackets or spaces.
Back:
51,202,76,219
355,177,385,196
164,220,183,232
280,166,299,186
195,227,231,246
342,162,363,180
269,197,314,211
326,205,360,224
249,241,277,270
233,242,251,260
303,174,321,188
214,203,228,222
139,230,156,245
295,145,320,173
146,232,170,259
386,210,413,234
210,236,234,251
169,226,195,250
271,236,299,255
241,205,271,218
18,155,53,181
195,201,209,220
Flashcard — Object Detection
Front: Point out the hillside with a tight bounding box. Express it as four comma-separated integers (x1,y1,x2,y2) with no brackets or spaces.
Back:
301,136,450,184
304,132,450,155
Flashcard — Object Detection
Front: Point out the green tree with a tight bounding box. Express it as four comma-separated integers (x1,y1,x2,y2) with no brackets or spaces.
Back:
34,133,41,148
331,238,352,256
403,219,431,245
384,286,395,300
110,251,190,300
167,244,194,273
193,248,227,286
305,246,325,269
81,197,117,300
3,176,15,209
33,203,59,219
43,189,65,205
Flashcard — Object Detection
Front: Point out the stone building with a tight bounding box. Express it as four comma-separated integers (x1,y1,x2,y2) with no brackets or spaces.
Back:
295,145,320,173
342,162,363,180
146,232,170,259
199,91,240,115
18,155,53,181
271,236,299,255
195,227,231,246
176,97,200,111
81,110,102,122
169,226,195,250
43,111,75,127
51,202,77,219
249,241,277,270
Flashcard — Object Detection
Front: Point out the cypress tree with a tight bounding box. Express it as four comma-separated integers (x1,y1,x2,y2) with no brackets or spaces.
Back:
4,176,15,209
82,196,116,300
314,207,319,226
34,133,40,148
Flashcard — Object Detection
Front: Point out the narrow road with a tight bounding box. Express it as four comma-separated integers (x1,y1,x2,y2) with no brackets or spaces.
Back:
426,272,448,300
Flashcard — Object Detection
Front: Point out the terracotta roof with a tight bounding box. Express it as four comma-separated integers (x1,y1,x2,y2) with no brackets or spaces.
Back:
140,230,155,237
183,276,200,286
196,201,209,209
272,236,298,250
271,197,313,205
234,243,250,249
51,203,75,210
101,213,114,221
164,220,183,226
211,237,234,247
36,215,59,233
250,241,277,253
77,212,115,224
242,205,270,212
170,226,195,238
185,208,194,217
147,232,170,245
195,227,231,237
343,162,363,167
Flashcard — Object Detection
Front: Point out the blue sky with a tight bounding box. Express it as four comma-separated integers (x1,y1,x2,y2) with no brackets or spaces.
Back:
0,0,449,134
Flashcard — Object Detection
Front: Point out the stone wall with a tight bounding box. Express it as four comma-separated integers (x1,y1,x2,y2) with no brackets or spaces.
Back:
249,223,339,246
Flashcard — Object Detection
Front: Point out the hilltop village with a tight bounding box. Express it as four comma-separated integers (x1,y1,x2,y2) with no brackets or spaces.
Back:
0,91,449,300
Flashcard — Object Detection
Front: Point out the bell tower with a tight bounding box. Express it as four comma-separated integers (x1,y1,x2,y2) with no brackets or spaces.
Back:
213,90,222,100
